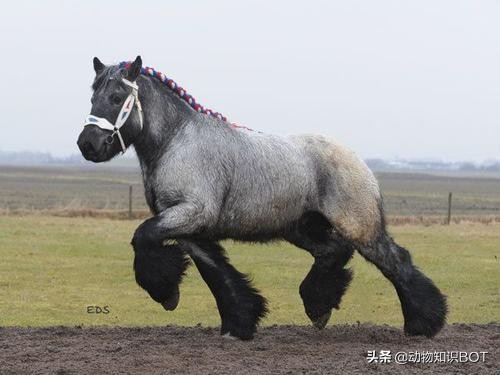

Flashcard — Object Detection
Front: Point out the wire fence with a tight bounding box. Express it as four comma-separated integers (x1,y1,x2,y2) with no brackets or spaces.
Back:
1,167,500,222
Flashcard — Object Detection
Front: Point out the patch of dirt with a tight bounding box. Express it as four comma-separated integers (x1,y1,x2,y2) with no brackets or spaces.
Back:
0,324,498,374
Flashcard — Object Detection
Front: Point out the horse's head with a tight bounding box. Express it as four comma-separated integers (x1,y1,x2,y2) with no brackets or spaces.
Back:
77,56,144,162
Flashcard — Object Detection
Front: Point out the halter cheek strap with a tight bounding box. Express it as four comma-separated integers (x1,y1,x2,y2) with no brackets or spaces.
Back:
83,78,143,154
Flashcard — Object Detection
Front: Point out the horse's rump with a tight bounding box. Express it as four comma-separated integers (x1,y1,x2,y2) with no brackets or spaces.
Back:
293,134,383,245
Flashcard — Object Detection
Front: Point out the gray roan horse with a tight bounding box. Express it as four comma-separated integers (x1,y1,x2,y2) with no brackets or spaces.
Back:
77,56,447,340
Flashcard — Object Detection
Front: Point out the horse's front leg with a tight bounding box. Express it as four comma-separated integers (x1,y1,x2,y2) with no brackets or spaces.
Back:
131,202,206,310
132,201,210,248
179,240,268,340
132,239,190,311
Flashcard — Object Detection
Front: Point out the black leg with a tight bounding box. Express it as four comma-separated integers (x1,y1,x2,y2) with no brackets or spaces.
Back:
299,253,353,328
285,212,355,329
180,241,268,340
358,231,447,337
131,228,190,311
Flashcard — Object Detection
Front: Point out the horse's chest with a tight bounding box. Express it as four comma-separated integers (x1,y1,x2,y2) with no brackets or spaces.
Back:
142,173,165,215
143,183,159,214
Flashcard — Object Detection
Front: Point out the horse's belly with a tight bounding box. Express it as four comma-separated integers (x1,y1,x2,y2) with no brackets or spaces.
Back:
215,134,314,239
218,189,307,238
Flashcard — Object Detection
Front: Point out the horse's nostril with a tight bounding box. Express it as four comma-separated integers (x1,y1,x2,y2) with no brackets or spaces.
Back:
81,141,95,155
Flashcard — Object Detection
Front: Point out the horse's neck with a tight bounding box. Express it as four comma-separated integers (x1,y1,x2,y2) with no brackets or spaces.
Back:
133,76,193,175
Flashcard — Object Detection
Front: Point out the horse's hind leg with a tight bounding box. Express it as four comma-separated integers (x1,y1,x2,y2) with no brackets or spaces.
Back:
286,212,355,329
357,231,447,337
179,240,268,340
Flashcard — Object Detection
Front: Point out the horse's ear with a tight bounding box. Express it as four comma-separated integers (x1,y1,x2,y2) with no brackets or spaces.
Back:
126,55,142,81
93,57,105,73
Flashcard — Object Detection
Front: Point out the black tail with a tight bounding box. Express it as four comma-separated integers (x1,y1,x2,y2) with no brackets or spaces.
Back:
358,231,447,337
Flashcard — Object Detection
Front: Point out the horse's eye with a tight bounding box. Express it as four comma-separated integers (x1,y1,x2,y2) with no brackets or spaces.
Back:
109,93,122,105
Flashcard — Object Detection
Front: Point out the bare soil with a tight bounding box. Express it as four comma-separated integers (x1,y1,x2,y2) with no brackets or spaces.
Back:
0,324,498,374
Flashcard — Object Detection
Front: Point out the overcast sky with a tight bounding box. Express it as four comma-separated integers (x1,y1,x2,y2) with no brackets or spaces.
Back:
0,0,499,161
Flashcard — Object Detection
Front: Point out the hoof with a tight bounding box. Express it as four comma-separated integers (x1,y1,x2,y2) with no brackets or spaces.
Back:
312,310,332,330
220,325,256,341
161,286,180,311
220,327,255,341
398,271,448,338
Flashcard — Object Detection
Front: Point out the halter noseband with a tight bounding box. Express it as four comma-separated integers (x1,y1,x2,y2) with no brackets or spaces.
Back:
83,78,143,154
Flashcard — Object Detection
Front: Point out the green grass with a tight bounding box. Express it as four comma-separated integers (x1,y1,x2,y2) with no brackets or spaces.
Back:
0,216,498,327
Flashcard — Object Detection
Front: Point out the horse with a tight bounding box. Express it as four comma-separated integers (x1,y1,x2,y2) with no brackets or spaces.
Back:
77,56,447,340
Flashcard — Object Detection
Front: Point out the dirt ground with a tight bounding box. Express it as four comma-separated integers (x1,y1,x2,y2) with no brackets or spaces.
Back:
0,324,498,374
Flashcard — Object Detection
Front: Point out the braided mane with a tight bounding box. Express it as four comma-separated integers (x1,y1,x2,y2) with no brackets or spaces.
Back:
119,61,254,131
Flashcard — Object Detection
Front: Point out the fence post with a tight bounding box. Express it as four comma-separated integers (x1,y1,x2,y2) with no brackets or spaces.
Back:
128,185,133,219
447,192,452,225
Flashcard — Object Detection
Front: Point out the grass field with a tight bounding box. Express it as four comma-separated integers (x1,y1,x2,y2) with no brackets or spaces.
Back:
378,171,500,216
0,216,498,327
0,165,145,211
2,165,500,216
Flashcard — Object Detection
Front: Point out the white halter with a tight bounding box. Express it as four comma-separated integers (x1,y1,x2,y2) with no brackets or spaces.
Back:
83,78,143,153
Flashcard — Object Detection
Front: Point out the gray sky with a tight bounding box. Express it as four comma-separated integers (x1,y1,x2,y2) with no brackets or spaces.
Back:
0,0,499,161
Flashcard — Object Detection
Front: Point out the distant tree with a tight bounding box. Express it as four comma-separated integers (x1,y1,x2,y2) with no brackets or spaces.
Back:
459,162,477,171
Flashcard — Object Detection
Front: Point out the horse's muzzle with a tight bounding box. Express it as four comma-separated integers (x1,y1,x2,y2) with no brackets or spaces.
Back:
77,126,110,162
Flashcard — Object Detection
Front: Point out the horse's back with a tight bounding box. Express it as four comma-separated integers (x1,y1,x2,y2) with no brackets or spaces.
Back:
291,134,383,245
